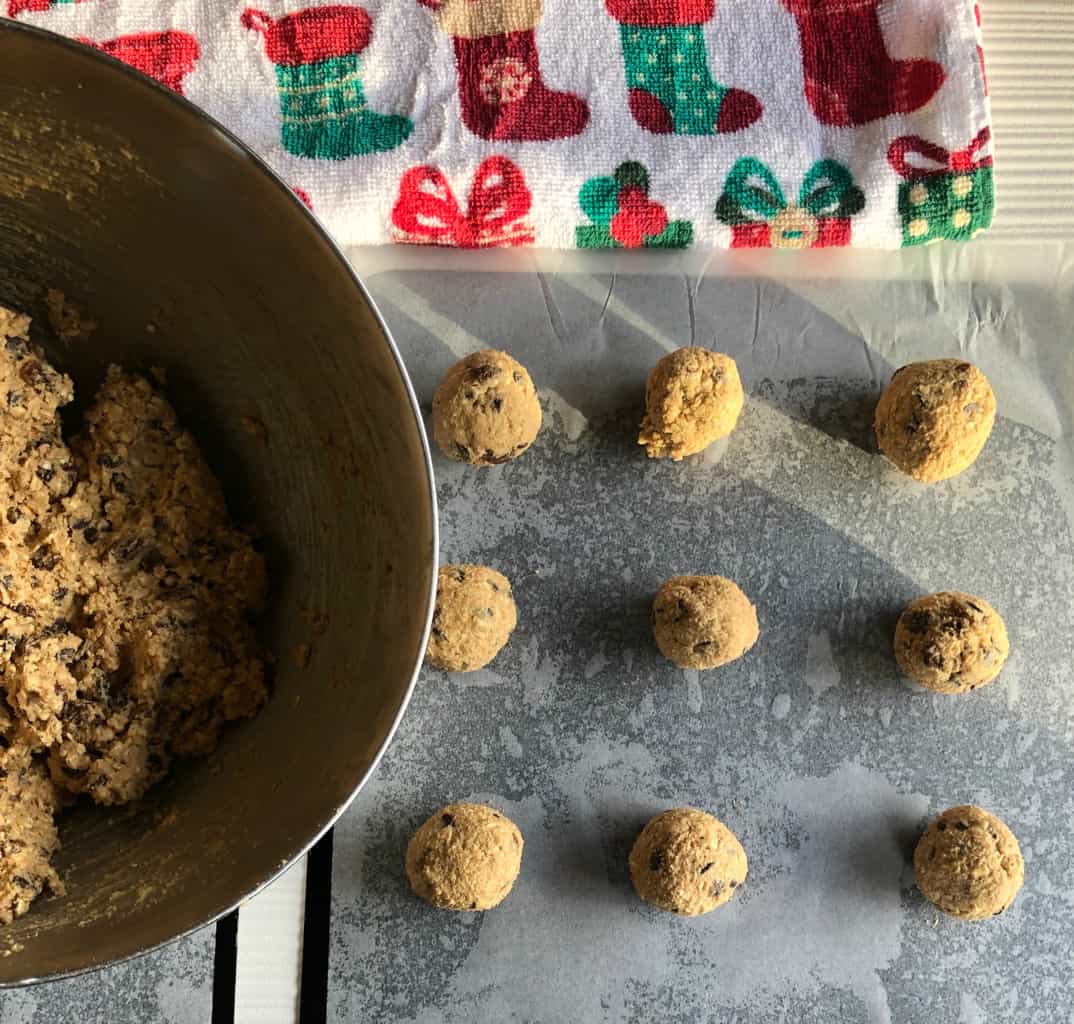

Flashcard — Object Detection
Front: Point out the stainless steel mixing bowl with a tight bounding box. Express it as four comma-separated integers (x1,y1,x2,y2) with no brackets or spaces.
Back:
0,22,437,983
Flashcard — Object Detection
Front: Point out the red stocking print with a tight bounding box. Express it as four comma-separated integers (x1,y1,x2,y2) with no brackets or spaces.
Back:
7,0,90,15
782,0,945,127
78,32,200,94
418,0,589,142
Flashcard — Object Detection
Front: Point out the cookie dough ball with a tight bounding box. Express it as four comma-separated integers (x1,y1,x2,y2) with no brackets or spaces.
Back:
874,359,996,482
639,347,744,461
895,592,1009,694
406,802,523,911
629,808,747,916
914,805,1024,920
652,575,759,670
426,564,517,672
433,350,541,466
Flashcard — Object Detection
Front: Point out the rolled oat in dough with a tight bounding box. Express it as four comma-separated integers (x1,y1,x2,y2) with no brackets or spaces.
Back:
426,564,516,672
652,574,759,670
914,805,1024,920
405,802,523,911
874,359,996,482
638,347,744,461
895,591,1009,694
629,807,747,916
433,350,541,466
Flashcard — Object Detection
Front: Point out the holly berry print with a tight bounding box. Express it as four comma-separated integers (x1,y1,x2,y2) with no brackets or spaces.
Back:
243,5,412,160
606,0,761,135
391,156,534,247
418,0,588,142
78,32,200,95
782,0,945,126
716,158,865,248
577,162,693,249
888,128,994,246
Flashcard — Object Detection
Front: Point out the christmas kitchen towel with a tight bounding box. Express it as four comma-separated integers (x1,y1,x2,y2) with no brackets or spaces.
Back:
5,0,994,250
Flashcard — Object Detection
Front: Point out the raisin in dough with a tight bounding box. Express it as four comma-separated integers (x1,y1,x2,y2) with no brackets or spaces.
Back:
406,802,523,911
629,807,747,916
638,347,744,461
426,564,516,672
652,575,759,670
874,359,996,483
433,350,541,466
895,592,1009,694
914,805,1024,920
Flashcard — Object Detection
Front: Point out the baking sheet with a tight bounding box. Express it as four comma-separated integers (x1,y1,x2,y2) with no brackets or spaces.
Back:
327,254,1074,1023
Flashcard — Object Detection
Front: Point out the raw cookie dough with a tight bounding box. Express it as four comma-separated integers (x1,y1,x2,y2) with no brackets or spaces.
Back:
0,305,267,920
895,592,1009,694
638,347,744,461
0,708,63,925
433,350,541,466
426,564,516,672
874,359,996,482
652,575,759,670
405,802,523,911
914,805,1024,920
629,807,747,916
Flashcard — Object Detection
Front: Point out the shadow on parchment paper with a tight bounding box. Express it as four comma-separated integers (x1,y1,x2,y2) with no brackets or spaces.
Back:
564,586,662,688
598,807,651,897
374,270,904,458
357,813,422,907
808,592,917,700
846,814,923,912
588,406,648,462
806,386,884,454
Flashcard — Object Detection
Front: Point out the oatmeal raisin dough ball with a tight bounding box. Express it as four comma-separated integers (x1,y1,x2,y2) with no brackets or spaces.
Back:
874,359,996,482
629,807,747,916
652,575,759,670
426,565,517,672
406,802,523,911
639,347,744,461
894,591,1008,694
914,805,1024,920
433,349,541,466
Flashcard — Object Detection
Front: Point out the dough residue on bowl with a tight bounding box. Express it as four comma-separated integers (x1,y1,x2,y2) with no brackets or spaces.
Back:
0,305,267,924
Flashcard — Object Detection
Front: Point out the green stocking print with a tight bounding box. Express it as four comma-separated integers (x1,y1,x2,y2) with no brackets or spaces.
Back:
244,6,412,161
276,56,411,160
605,0,762,135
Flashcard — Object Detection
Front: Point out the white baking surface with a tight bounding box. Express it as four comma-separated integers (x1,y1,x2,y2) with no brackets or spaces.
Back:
230,3,1073,1019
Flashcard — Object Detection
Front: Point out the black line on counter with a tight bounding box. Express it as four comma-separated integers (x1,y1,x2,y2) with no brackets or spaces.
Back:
299,828,335,1024
211,909,239,1024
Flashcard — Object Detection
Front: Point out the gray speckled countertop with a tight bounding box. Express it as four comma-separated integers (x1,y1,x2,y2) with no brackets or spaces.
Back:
328,268,1074,1023
0,929,213,1023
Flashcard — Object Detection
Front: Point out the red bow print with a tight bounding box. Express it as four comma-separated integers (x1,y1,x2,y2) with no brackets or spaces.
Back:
391,156,534,248
888,127,993,181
